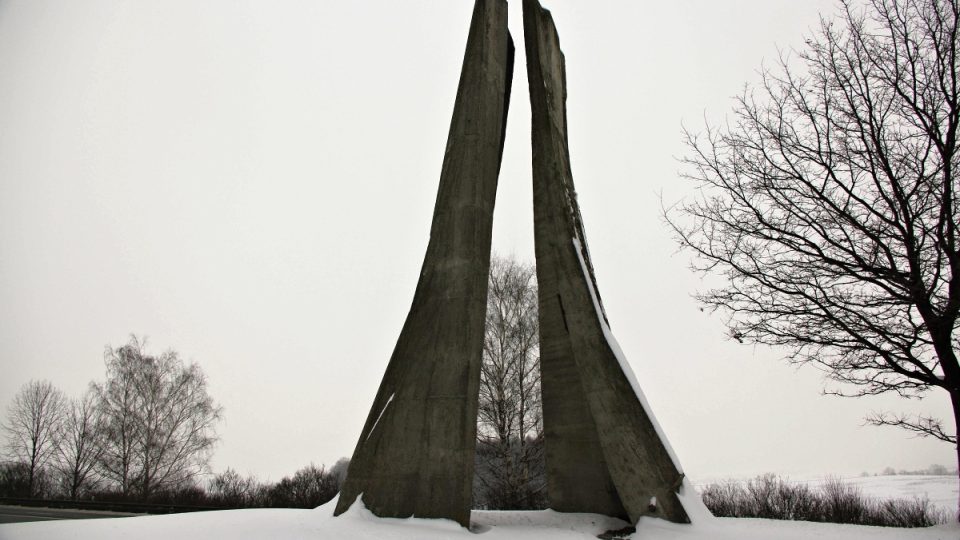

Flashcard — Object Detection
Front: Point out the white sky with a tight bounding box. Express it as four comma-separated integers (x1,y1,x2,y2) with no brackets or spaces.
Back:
0,0,954,484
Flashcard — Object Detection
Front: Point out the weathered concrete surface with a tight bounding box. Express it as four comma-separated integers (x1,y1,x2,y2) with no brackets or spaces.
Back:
334,0,514,528
523,0,690,525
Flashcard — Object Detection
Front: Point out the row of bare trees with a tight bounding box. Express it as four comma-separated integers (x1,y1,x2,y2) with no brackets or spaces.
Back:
1,336,221,500
206,459,349,509
0,275,548,510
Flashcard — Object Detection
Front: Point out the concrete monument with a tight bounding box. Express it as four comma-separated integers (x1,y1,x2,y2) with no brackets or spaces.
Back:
333,0,513,528
336,0,691,527
524,0,689,524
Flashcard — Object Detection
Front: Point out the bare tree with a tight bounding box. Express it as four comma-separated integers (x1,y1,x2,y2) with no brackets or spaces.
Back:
53,388,103,499
329,457,350,490
208,468,260,507
95,339,139,496
669,0,960,514
270,464,339,508
94,335,222,500
0,461,32,497
474,255,545,510
1,380,66,497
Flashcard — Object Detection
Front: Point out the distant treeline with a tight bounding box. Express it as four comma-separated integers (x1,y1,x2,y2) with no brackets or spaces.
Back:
0,460,348,510
875,464,958,476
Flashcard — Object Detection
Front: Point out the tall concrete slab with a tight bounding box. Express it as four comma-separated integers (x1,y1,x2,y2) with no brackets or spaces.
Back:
334,0,514,527
523,0,690,524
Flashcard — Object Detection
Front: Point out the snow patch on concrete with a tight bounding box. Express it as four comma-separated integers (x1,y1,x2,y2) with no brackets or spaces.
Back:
366,392,395,440
571,237,684,472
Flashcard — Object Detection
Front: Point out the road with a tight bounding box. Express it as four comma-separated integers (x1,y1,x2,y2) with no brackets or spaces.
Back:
0,505,138,524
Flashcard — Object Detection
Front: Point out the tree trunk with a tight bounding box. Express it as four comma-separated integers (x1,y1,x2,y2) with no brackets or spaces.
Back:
28,443,39,497
952,388,960,523
27,464,35,498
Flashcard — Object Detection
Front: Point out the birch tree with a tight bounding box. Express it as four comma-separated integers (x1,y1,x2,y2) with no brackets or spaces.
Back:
475,255,545,509
94,336,222,499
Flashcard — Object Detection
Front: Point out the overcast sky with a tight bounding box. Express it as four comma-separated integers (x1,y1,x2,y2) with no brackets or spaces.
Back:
0,0,954,484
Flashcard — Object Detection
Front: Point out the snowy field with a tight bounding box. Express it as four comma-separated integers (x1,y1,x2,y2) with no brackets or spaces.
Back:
810,475,958,513
2,490,958,540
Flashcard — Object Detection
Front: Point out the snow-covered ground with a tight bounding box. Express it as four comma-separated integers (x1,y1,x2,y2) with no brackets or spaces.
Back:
2,494,958,540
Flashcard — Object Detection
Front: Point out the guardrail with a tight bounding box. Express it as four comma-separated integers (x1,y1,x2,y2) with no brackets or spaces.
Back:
0,497,229,515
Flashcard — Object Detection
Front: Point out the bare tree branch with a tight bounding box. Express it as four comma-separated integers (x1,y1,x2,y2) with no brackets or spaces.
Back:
866,411,958,443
